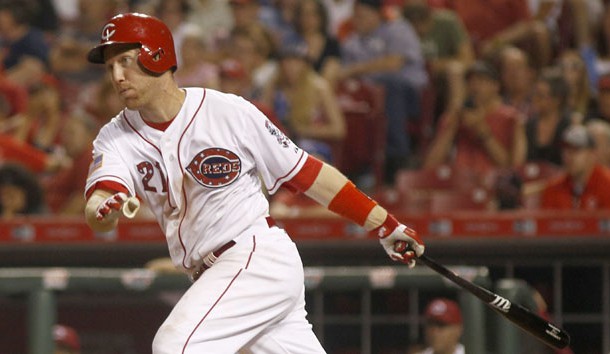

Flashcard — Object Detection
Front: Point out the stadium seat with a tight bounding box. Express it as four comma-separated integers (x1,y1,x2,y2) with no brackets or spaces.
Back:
429,187,494,213
335,79,387,186
391,166,490,213
394,165,480,194
515,162,563,210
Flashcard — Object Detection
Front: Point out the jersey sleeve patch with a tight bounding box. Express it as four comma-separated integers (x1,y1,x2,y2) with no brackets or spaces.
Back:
87,154,103,176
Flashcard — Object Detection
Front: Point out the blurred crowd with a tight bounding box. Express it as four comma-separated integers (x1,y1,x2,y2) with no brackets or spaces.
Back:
2,0,610,219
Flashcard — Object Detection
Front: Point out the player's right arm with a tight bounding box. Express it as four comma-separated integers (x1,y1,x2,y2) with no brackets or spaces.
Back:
285,156,425,266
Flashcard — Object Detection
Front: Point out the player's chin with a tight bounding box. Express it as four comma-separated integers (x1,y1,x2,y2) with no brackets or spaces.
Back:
122,98,142,110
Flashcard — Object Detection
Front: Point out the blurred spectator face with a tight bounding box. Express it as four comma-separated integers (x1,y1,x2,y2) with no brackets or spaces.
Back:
402,3,432,38
587,120,610,166
562,145,595,178
0,8,17,35
353,3,381,35
280,56,308,84
424,322,463,353
423,298,463,354
500,48,533,95
0,183,26,216
531,80,554,115
181,35,207,67
467,74,499,106
158,0,187,29
229,1,259,29
219,59,249,95
78,0,116,24
297,0,324,33
558,52,585,89
561,125,597,179
228,33,259,72
220,76,243,95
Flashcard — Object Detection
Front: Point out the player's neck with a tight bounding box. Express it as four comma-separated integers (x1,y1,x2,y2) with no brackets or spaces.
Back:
139,85,186,124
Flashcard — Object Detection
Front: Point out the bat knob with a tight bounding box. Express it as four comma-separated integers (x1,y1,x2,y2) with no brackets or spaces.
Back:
122,197,141,219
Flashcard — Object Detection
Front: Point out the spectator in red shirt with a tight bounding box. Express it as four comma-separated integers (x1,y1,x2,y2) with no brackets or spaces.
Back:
424,61,527,178
41,110,97,215
541,124,610,209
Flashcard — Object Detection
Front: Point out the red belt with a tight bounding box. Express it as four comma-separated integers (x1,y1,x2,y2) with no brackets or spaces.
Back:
190,216,276,281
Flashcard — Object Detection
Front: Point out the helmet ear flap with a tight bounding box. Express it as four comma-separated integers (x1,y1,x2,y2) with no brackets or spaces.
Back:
138,46,174,75
87,13,177,73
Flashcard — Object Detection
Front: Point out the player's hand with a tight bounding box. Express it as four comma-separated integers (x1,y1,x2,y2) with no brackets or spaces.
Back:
379,224,425,268
95,192,128,221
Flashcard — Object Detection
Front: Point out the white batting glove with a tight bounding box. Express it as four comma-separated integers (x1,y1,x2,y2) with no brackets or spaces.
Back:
95,192,129,221
379,224,425,268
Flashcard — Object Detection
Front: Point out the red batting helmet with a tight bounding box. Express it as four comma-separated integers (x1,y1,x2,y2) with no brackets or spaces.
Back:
53,324,80,351
87,13,177,74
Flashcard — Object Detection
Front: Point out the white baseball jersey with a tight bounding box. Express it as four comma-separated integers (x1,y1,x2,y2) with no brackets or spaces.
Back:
88,88,326,353
86,88,308,272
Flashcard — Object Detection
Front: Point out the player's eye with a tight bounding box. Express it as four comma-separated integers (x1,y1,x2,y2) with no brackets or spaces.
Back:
120,56,134,66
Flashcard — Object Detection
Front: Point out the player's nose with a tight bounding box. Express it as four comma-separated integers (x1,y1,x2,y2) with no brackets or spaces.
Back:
110,64,126,83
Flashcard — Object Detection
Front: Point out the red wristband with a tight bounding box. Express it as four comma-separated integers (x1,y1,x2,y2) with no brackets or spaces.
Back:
372,213,400,238
328,181,377,226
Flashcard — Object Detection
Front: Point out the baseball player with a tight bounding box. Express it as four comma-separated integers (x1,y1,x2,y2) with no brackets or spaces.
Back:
83,13,425,353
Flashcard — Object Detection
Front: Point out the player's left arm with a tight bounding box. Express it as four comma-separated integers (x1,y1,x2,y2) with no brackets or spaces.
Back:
85,189,121,232
85,188,138,232
285,155,425,266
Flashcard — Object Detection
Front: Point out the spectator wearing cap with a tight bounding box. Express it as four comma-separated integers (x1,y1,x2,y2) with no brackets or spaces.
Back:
413,297,464,354
424,60,527,180
540,124,610,209
339,0,428,181
53,324,80,354
586,119,610,167
219,58,253,98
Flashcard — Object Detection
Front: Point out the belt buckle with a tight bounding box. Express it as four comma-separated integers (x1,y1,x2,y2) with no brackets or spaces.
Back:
189,240,236,282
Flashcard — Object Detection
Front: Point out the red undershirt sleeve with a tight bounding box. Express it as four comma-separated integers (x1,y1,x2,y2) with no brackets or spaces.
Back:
85,180,129,199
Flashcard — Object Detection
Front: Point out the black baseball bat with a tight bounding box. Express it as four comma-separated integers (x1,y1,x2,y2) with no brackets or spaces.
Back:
418,254,571,349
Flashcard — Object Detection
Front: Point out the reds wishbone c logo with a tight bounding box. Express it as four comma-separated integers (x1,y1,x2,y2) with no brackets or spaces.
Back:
101,23,116,41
